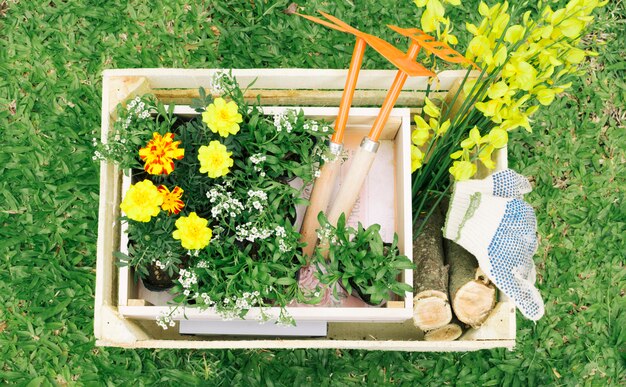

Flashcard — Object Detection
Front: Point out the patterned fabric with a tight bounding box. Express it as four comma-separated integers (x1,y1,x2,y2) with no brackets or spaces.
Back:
487,199,543,320
444,169,545,321
491,169,532,198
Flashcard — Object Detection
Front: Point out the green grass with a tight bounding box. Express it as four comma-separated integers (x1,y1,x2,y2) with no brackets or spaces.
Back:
0,0,624,385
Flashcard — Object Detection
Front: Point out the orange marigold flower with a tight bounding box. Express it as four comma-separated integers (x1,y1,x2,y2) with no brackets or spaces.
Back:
158,185,185,215
139,132,185,175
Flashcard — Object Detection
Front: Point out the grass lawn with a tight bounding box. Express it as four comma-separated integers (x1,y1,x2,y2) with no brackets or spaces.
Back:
0,0,624,385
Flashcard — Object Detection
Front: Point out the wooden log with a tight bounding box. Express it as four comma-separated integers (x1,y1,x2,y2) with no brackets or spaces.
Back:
423,320,464,341
412,204,452,331
445,239,496,328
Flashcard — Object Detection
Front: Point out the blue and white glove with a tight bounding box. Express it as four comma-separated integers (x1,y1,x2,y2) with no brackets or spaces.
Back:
443,169,532,242
443,169,544,321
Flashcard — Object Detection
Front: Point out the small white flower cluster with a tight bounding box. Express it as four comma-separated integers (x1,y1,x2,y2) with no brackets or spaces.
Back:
249,153,267,177
206,186,244,219
235,222,273,242
210,225,224,241
209,71,234,96
92,149,104,161
154,259,167,270
122,96,151,129
186,249,200,257
275,226,292,253
246,189,268,212
316,225,339,245
303,120,331,133
215,291,266,321
196,260,210,269
273,110,296,133
198,292,213,306
178,268,198,297
156,312,176,330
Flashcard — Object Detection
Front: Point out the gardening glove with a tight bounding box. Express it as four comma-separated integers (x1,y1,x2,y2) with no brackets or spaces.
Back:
445,192,544,321
443,168,532,242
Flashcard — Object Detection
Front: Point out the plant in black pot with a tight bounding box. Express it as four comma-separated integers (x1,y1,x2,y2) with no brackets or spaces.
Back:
313,213,414,306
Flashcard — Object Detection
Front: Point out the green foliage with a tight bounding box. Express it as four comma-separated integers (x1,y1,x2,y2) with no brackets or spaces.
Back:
0,0,623,385
314,213,414,305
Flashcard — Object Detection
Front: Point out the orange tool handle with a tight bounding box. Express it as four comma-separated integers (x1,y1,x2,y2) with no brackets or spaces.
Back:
297,12,434,78
331,37,366,144
368,42,422,142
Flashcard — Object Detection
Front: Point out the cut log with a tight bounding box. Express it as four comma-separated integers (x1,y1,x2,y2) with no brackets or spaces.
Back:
423,320,464,341
412,204,452,331
445,239,496,328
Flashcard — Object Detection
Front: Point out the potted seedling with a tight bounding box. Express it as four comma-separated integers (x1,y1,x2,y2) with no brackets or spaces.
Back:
313,213,414,306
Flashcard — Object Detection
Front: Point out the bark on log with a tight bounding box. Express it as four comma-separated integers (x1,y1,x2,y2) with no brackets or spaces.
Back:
445,239,496,328
412,204,452,331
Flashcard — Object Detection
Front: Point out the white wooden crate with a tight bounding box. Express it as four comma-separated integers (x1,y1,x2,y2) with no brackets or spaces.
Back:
95,68,516,350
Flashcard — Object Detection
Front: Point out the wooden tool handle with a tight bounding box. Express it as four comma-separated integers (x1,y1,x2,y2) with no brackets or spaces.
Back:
299,158,342,258
326,143,378,226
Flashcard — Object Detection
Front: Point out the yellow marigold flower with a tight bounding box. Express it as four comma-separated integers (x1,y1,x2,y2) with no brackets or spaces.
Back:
411,145,425,172
198,140,234,178
139,132,185,175
172,212,212,250
449,160,477,181
202,97,243,138
120,180,163,222
158,185,185,215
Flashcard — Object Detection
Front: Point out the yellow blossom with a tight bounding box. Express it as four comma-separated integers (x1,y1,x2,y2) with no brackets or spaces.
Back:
423,97,440,118
505,25,526,44
120,180,163,222
198,140,234,178
466,35,491,61
449,160,477,181
172,212,213,250
411,146,425,172
412,126,431,147
461,126,487,149
479,144,496,169
435,119,451,136
503,60,537,91
487,127,508,148
202,97,243,138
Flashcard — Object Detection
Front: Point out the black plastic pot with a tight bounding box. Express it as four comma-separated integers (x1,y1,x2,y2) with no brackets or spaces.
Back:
141,261,178,292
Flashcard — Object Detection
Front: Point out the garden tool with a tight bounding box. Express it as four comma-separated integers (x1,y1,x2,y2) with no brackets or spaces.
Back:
297,11,435,258
443,170,545,320
325,25,475,227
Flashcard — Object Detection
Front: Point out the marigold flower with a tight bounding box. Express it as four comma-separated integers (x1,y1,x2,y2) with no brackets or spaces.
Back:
139,132,185,175
202,97,243,138
172,212,213,250
198,140,234,178
120,180,163,222
158,185,185,215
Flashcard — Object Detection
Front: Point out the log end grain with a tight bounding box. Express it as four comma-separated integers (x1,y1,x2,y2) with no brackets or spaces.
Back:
423,323,463,341
452,280,497,328
413,295,452,331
